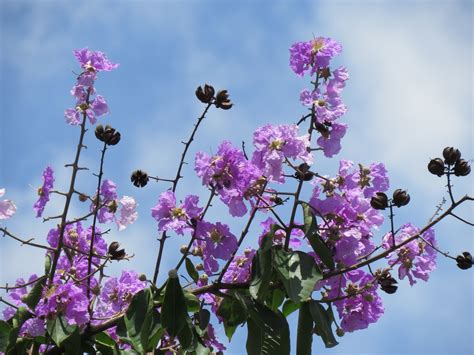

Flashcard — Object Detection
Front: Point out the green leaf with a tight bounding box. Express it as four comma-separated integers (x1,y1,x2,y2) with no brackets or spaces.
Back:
147,311,163,352
282,300,300,317
95,331,119,354
0,321,11,352
249,248,273,302
183,290,200,313
296,303,313,355
44,254,52,275
23,276,46,310
273,248,322,303
308,301,338,348
197,309,210,331
6,307,32,353
244,298,290,355
161,273,189,337
185,258,199,283
123,288,156,353
46,316,79,347
177,318,196,351
268,288,285,311
216,296,247,341
303,204,335,270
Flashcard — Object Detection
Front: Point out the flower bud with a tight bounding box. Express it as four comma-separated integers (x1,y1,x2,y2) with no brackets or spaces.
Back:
442,147,461,165
180,245,189,254
78,193,89,202
427,158,445,177
168,269,178,279
138,274,147,282
336,328,345,337
456,252,473,270
130,169,149,188
215,90,233,110
195,84,215,104
199,273,209,283
370,192,389,210
192,247,203,257
392,189,410,207
195,263,204,271
453,159,471,177
91,285,101,295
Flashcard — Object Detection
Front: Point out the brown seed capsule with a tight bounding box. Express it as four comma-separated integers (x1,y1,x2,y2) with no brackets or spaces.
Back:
427,158,445,177
370,192,389,210
442,147,461,165
95,124,105,141
108,241,120,254
453,159,471,177
78,193,89,202
392,189,410,207
215,90,233,110
456,252,473,270
378,273,398,294
130,170,149,188
195,84,215,104
102,125,121,146
319,67,331,80
295,163,313,181
108,242,126,260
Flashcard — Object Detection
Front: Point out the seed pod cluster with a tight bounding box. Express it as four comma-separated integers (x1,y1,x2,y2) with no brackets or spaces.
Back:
95,124,121,145
130,169,149,188
370,192,389,210
456,252,473,270
195,84,215,104
428,147,471,177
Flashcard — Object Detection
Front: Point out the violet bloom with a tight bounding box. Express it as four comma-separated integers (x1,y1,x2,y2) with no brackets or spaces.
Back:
64,94,109,126
19,318,45,337
116,196,138,231
93,179,118,223
73,48,119,72
289,37,342,77
151,191,202,235
252,124,312,183
195,221,238,274
316,122,347,157
383,224,437,286
36,282,90,326
1,274,39,320
322,270,384,333
195,141,261,217
300,88,347,124
203,323,226,352
258,217,303,249
222,248,256,283
0,188,16,220
33,166,54,218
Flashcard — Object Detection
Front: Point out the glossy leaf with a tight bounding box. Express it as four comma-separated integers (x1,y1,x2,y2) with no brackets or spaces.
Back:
46,315,79,347
273,247,322,303
296,302,313,355
216,296,247,341
0,321,11,352
23,276,46,310
308,301,338,348
185,258,199,283
161,273,189,337
282,300,301,317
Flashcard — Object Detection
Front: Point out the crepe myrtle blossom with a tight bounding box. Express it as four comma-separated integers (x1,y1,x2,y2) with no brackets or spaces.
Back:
0,188,16,220
1,274,40,321
222,248,256,283
194,221,238,274
195,141,261,217
258,217,303,249
319,270,384,333
116,196,138,231
35,282,90,326
382,224,437,286
289,37,342,77
73,48,119,72
33,166,54,218
151,191,202,235
64,94,109,126
252,124,313,183
337,160,389,198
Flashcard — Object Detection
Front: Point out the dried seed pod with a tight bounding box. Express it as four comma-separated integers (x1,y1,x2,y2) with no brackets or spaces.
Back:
215,89,233,110
453,159,471,177
442,147,461,165
294,163,313,181
130,169,149,187
392,189,410,207
370,192,389,210
456,252,473,270
378,273,398,294
427,158,445,177
195,84,215,103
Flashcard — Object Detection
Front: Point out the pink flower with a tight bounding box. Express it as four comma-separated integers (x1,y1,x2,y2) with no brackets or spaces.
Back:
0,188,16,220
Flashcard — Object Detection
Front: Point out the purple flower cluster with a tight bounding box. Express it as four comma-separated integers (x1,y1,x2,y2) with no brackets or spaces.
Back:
33,166,54,218
64,48,118,126
289,37,342,77
310,160,389,267
382,224,437,285
222,248,256,283
91,179,138,231
320,270,384,333
195,141,261,216
0,188,16,220
151,191,202,235
258,217,302,249
194,221,238,273
252,124,312,182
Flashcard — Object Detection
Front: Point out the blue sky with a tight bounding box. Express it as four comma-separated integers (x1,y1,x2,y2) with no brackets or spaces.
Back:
1,1,473,354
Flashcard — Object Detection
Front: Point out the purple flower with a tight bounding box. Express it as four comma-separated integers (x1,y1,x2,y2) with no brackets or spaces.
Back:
0,188,16,220
73,48,119,72
116,196,138,231
203,323,226,352
382,224,437,286
93,179,118,223
195,221,238,274
289,37,342,77
251,124,312,183
20,318,45,337
195,141,261,217
36,282,90,326
222,248,256,283
151,191,202,235
258,217,303,249
33,166,54,218
316,122,347,157
64,94,109,126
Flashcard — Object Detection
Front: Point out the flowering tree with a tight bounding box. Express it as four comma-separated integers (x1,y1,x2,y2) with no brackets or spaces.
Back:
0,37,472,354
